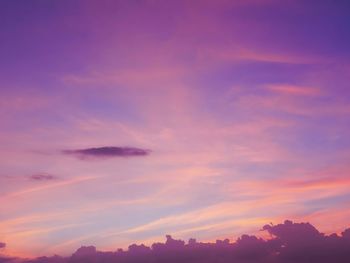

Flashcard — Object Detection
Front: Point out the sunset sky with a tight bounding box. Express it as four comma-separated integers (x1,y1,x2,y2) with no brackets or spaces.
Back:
1,0,350,258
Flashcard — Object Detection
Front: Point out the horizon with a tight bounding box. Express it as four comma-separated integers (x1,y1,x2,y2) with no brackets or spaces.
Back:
1,220,350,261
1,0,350,260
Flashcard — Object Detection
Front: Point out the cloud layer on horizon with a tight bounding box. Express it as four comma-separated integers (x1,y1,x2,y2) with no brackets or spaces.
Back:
2,220,350,263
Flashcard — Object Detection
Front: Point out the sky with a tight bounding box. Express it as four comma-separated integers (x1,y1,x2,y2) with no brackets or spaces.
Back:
1,0,350,258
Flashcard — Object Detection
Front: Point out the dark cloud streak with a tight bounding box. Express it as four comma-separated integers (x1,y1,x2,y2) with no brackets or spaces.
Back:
29,174,56,181
62,146,151,159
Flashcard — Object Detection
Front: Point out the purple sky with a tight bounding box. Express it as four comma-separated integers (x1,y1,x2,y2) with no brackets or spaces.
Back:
1,0,350,258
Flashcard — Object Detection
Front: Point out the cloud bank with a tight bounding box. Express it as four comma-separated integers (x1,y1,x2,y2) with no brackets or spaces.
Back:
7,220,350,263
62,146,151,159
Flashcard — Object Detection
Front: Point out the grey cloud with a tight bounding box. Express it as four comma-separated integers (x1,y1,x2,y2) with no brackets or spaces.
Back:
29,174,56,181
62,146,151,159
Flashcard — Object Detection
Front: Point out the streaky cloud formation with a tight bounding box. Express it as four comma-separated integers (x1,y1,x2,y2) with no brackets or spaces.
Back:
4,220,350,263
62,147,151,159
1,0,350,258
0,242,5,249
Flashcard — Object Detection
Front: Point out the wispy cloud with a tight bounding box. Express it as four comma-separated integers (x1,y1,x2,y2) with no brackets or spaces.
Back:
62,146,151,159
266,84,322,96
201,47,320,65
1,176,99,200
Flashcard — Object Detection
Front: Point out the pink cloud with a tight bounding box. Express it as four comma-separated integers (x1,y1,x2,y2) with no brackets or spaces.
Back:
266,84,322,96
